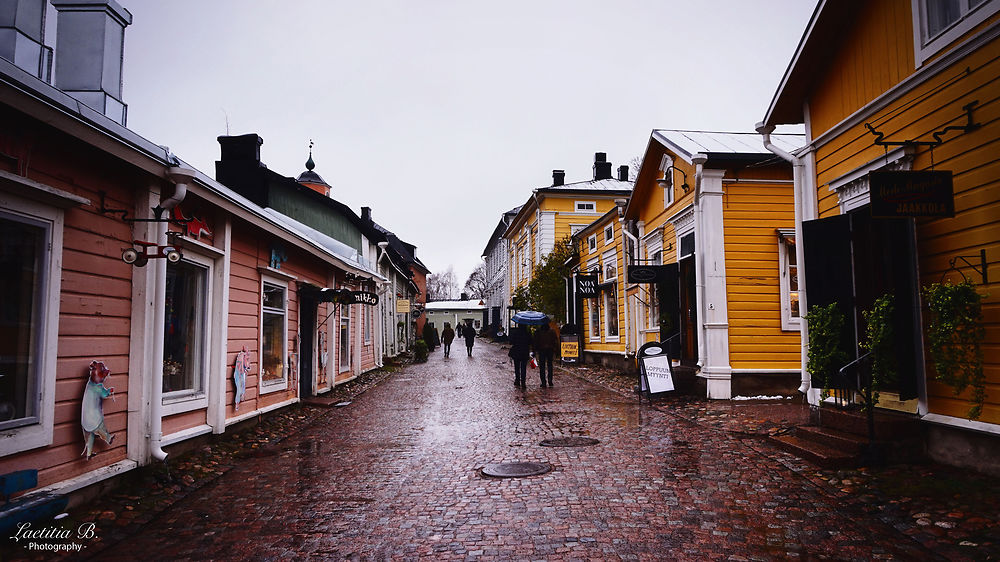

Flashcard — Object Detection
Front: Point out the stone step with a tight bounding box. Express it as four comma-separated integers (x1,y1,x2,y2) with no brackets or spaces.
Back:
811,406,922,440
771,433,862,469
794,425,868,456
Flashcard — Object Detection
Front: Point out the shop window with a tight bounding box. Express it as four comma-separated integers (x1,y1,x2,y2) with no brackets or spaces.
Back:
364,304,372,343
604,253,619,340
913,0,999,65
648,249,662,330
340,303,352,372
778,231,801,331
261,280,288,390
588,298,601,341
0,212,49,431
163,258,209,398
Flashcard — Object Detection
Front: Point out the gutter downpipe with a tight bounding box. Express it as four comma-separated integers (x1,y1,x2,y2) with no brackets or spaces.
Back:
375,242,391,368
691,154,709,371
149,165,198,462
756,122,811,394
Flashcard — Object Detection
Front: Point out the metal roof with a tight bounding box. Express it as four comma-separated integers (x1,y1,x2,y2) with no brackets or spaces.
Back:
536,178,633,193
426,300,486,310
652,130,804,161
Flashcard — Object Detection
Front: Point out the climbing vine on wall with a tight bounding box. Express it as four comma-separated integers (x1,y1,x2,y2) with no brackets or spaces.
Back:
804,302,849,399
924,281,987,420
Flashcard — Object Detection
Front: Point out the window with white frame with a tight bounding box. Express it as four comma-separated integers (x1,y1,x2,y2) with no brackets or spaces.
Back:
588,297,601,341
587,234,597,252
913,0,999,65
603,252,619,339
570,224,586,236
575,201,596,212
647,247,662,330
0,210,51,432
660,155,675,207
261,280,288,388
364,303,372,343
604,224,614,243
340,303,352,371
163,257,210,398
778,230,801,331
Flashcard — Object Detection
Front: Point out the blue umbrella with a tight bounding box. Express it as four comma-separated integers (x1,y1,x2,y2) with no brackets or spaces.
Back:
512,311,550,325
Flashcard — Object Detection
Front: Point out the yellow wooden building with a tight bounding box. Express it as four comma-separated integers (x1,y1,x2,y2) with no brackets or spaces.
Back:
503,153,632,318
570,205,631,367
622,130,803,399
759,0,999,472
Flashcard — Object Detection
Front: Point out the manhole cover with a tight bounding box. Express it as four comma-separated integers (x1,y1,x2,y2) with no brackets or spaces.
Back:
539,437,600,447
482,462,552,478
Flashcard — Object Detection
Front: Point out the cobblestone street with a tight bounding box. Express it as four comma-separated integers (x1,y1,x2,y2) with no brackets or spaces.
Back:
55,340,965,561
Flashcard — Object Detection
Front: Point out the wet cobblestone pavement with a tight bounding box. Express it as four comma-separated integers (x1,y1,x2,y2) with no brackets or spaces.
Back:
6,342,998,560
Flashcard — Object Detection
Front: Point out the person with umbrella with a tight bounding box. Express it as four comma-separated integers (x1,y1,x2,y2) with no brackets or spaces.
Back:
533,322,558,387
511,311,550,387
507,324,532,387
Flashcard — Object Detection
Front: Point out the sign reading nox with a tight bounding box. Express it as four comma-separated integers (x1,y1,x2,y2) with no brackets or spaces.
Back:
869,170,954,218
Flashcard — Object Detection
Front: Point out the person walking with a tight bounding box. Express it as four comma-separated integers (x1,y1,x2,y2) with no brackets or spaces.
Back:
533,322,558,387
441,322,455,358
463,321,476,357
508,325,532,387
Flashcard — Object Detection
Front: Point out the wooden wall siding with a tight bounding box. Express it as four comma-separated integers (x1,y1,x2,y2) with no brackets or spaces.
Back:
0,115,143,487
810,0,915,137
722,183,800,369
809,34,1000,422
225,224,264,418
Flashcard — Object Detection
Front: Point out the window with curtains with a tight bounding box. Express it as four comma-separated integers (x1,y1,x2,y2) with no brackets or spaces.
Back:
778,231,801,331
261,281,287,388
913,0,998,64
163,258,208,396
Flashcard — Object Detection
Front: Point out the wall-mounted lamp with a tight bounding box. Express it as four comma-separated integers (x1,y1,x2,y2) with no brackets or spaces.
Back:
657,165,690,193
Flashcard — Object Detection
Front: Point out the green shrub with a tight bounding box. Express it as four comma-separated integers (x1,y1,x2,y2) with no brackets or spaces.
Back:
413,339,429,363
924,281,986,419
805,302,849,398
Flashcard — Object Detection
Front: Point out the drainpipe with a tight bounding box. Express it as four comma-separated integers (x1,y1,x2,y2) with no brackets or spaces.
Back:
756,122,811,394
149,165,197,463
691,154,708,369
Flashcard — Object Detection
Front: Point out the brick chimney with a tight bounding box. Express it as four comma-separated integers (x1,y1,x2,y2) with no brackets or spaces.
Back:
216,134,268,206
361,206,372,223
618,165,629,181
0,0,51,80
593,152,612,181
552,170,565,186
51,0,132,125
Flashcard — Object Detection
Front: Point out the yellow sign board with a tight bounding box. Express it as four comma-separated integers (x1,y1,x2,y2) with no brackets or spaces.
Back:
561,341,579,359
396,299,411,313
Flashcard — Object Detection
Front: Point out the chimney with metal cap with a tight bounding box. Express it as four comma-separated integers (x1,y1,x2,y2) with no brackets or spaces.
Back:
593,152,612,181
361,206,372,223
552,170,565,186
51,0,132,125
0,0,52,80
618,165,629,181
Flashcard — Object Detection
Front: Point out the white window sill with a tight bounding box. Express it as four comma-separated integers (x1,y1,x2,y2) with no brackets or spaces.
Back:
259,380,288,394
162,391,208,416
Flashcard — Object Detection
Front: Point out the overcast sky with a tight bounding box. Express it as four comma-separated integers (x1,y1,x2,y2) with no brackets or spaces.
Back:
115,0,816,286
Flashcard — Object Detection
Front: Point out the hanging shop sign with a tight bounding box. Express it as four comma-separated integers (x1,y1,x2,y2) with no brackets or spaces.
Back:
869,170,954,218
576,274,598,298
396,299,411,313
628,265,675,284
337,290,378,305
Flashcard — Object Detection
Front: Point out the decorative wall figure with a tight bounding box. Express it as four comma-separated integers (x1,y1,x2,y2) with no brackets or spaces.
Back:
81,361,115,459
172,206,213,240
270,243,287,269
234,346,251,411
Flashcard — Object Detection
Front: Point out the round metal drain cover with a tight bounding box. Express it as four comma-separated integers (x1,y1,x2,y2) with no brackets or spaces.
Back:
539,437,600,447
482,462,552,478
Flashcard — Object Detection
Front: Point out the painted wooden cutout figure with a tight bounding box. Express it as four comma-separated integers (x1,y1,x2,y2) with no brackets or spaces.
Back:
234,346,250,410
81,360,115,459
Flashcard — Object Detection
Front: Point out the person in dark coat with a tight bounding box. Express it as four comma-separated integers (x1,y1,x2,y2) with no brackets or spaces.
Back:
441,322,455,357
533,322,558,387
463,321,476,356
507,325,532,387
457,323,464,339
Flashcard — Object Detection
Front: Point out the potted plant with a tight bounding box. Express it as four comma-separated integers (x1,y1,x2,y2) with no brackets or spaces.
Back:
924,281,987,419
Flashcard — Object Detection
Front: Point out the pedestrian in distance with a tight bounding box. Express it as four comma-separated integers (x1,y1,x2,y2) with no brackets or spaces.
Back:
463,321,476,357
441,322,455,358
533,322,558,387
457,323,464,339
507,325,532,387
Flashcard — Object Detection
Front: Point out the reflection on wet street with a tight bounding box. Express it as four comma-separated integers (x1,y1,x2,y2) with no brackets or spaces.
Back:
96,340,934,560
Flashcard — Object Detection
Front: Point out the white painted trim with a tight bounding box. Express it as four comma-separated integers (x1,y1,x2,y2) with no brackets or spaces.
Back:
583,349,628,356
0,169,91,207
0,190,64,456
225,396,299,426
668,204,695,237
175,236,226,257
33,459,138,497
731,369,802,374
812,17,1000,149
211,216,232,433
830,147,914,213
161,423,213,447
777,230,801,331
574,200,598,212
921,413,1000,436
127,190,156,464
257,265,297,282
161,250,216,417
